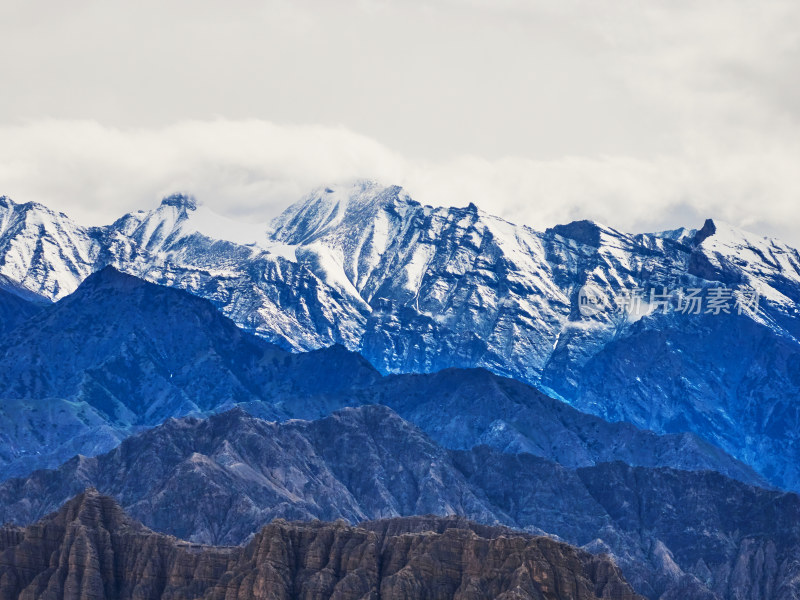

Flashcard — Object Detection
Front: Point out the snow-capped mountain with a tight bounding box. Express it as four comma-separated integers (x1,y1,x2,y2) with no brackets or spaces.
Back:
264,182,800,490
2,183,800,490
0,196,98,298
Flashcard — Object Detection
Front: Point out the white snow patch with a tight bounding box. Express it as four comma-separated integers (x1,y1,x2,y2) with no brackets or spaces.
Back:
403,244,434,293
264,242,298,263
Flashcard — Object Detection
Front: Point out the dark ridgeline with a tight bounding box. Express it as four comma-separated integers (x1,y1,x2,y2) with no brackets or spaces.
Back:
0,266,379,480
0,278,46,336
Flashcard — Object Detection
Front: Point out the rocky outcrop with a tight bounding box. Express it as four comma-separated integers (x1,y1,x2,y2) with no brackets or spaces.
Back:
0,489,236,600
0,489,642,600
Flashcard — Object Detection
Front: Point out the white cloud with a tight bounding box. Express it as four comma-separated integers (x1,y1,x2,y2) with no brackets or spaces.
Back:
0,118,798,248
0,1,798,245
0,119,400,225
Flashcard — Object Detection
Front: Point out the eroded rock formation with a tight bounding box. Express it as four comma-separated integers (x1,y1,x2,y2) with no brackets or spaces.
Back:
0,489,641,600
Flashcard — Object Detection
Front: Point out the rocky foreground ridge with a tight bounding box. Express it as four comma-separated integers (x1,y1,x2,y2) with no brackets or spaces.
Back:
2,406,798,600
0,489,641,600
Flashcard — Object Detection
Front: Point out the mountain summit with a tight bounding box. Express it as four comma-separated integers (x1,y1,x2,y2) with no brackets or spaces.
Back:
159,193,198,211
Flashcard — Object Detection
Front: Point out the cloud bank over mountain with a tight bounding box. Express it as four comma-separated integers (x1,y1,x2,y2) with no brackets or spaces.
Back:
0,0,798,242
0,118,798,247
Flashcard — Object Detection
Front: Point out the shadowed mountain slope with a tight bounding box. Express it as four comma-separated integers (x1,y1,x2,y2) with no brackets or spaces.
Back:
0,268,761,487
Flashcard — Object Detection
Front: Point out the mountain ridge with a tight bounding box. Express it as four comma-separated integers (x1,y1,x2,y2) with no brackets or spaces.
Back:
0,406,795,600
1,183,799,489
0,267,762,487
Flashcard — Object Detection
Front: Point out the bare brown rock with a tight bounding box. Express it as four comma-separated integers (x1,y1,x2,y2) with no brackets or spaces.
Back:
0,490,641,600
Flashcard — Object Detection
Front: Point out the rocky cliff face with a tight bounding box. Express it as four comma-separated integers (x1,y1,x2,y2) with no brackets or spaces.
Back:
1,407,797,600
212,517,640,600
573,462,800,600
457,450,800,600
0,489,236,600
0,489,641,600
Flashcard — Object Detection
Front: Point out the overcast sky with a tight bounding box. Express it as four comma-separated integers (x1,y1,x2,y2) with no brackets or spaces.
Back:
0,0,798,244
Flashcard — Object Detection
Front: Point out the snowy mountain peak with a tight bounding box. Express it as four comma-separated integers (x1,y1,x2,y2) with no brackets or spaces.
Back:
267,180,417,246
160,193,198,211
689,218,784,251
0,194,26,213
0,195,98,299
649,226,697,245
110,196,268,252
690,217,795,259
0,195,69,222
